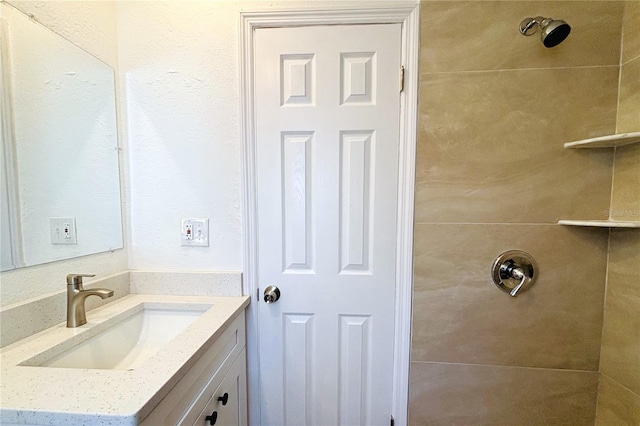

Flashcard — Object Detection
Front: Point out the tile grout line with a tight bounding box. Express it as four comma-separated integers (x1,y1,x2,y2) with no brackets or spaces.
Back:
410,360,599,374
600,371,640,399
619,1,640,67
595,11,626,416
620,52,640,66
419,64,620,76
596,227,613,417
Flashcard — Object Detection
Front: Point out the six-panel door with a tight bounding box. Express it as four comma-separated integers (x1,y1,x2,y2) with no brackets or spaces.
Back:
255,24,402,426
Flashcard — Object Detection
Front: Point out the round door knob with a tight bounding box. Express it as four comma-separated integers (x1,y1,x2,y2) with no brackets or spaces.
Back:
263,285,281,304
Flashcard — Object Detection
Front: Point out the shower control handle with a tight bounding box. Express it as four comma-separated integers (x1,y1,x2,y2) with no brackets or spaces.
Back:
501,262,529,297
492,251,537,297
264,285,281,304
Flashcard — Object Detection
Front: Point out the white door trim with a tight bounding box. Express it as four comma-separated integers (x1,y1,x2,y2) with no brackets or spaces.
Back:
240,5,419,425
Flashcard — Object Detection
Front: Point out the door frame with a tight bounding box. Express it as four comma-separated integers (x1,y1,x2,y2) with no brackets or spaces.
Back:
240,5,419,424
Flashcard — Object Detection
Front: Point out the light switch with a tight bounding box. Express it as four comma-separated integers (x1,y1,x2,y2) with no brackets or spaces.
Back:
181,218,209,247
50,217,77,245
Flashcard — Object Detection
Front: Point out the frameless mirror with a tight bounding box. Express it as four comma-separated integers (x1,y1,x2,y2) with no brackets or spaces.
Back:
0,2,123,271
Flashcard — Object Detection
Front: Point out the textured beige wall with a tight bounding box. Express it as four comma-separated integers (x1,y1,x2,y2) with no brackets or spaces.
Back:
596,1,640,424
410,1,624,424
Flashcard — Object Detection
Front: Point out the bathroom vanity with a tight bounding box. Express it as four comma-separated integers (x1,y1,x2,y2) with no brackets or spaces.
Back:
0,294,250,425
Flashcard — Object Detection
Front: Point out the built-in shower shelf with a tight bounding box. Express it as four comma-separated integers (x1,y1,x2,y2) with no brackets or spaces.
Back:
561,133,640,230
564,132,640,149
558,220,640,228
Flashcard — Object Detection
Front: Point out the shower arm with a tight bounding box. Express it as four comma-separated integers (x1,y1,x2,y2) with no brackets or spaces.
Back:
520,16,551,35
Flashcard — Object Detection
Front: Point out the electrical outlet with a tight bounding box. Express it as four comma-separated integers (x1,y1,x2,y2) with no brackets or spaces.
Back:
50,217,77,245
181,218,209,247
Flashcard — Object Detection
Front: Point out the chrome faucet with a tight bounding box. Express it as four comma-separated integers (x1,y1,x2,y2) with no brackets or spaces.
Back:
66,274,114,328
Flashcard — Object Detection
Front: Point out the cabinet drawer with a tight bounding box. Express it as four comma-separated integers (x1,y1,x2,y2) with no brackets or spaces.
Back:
142,313,246,425
189,348,247,426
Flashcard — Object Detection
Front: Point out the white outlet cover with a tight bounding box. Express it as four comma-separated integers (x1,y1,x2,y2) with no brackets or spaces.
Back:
181,218,209,247
50,217,77,245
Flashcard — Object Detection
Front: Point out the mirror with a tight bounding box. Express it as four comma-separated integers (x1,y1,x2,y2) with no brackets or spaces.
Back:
0,2,123,271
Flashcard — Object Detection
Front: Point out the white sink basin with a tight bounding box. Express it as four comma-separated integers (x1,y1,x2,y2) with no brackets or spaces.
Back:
29,307,205,370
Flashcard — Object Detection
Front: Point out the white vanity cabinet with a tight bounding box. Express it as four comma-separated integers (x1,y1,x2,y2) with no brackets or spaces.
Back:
192,348,247,426
141,313,247,426
0,295,250,426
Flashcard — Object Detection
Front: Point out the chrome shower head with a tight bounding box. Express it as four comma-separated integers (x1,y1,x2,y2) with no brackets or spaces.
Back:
519,16,571,48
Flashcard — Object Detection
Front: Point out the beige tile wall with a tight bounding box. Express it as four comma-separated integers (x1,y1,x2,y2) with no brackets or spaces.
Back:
410,1,624,424
410,362,599,426
611,1,640,222
616,57,640,136
416,67,617,224
620,0,640,65
596,2,640,423
609,144,640,222
420,1,623,72
412,224,607,370
600,231,640,394
597,375,640,425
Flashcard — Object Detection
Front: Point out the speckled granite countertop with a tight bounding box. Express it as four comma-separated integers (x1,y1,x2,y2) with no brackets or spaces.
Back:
0,294,250,425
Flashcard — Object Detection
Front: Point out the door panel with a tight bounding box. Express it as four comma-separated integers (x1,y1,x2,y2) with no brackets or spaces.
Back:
282,131,314,272
255,24,401,426
339,130,373,273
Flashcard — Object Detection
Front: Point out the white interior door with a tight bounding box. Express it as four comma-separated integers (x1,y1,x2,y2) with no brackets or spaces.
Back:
255,24,401,426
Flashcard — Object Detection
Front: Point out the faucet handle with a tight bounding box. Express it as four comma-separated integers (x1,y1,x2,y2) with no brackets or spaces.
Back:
66,274,96,286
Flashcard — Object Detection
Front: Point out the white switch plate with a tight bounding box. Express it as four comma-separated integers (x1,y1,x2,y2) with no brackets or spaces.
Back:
181,218,209,247
50,217,77,245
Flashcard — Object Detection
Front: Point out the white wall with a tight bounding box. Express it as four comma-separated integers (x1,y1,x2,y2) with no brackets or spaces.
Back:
119,0,397,271
1,0,410,305
119,0,242,270
0,0,126,307
6,0,118,67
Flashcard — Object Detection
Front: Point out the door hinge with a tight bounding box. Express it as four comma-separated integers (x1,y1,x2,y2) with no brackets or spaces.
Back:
399,66,405,93
390,415,395,426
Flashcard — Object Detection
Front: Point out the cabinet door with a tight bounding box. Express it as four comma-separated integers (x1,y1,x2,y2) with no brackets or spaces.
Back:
142,315,246,426
194,349,247,426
